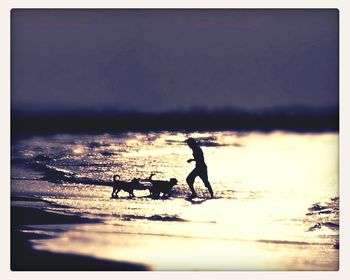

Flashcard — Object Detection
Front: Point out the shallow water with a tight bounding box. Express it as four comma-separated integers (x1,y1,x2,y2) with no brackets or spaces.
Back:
11,131,339,270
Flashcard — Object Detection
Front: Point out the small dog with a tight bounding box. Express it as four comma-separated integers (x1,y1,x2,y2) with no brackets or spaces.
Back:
111,175,141,198
148,173,178,198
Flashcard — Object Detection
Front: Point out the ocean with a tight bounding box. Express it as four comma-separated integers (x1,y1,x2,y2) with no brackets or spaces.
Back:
11,130,339,270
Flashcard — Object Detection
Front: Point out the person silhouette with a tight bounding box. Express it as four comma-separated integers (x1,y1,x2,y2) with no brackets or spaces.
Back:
185,137,214,199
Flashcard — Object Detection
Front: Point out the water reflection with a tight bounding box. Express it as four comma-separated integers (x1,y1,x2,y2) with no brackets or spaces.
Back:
12,131,338,270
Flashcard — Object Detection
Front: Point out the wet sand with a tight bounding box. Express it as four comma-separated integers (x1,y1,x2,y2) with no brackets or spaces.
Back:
11,197,149,271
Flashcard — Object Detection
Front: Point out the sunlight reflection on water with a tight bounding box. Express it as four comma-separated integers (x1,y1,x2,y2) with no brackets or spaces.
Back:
12,131,339,270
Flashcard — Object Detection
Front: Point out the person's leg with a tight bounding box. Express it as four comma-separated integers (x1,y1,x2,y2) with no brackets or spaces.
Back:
186,169,198,198
199,168,214,198
203,179,214,198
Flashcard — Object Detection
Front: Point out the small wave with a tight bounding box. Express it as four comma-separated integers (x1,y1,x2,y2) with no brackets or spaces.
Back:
165,139,183,145
196,136,230,147
166,135,229,147
199,142,227,147
40,165,76,183
164,136,240,148
58,162,112,167
308,222,339,232
305,197,339,240
201,141,243,147
197,136,217,142
122,214,186,222
24,160,112,186
308,204,328,212
307,197,339,215
27,159,113,186
87,141,111,149
306,198,339,217
99,151,117,157
257,239,333,246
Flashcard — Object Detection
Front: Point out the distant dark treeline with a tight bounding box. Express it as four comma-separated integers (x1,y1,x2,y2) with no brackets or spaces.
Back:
11,108,339,135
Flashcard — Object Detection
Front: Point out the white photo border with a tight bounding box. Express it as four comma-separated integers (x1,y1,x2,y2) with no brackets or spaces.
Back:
1,1,348,279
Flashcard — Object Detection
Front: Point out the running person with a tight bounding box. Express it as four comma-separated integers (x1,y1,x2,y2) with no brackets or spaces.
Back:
185,138,214,199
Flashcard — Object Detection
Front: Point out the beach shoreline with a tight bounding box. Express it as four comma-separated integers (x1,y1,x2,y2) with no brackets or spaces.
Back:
10,196,150,271
10,189,339,271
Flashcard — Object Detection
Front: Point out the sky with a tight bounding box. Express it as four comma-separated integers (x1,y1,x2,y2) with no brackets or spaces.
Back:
11,9,339,115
